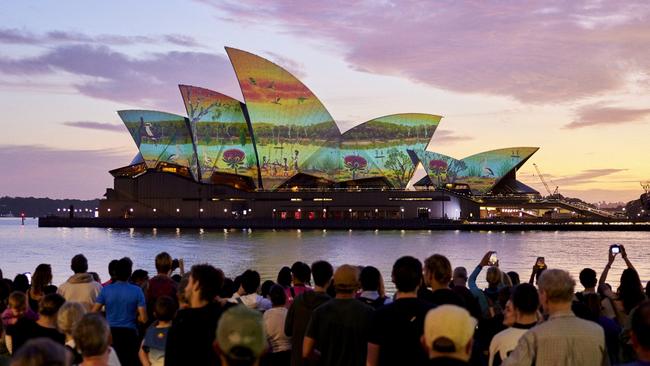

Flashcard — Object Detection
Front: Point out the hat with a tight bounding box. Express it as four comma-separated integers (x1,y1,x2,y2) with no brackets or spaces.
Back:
216,305,267,361
424,305,476,354
333,264,359,291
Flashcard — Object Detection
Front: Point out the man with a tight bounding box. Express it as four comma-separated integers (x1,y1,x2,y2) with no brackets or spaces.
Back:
303,264,373,366
488,284,539,366
165,264,229,366
74,313,115,366
575,268,597,300
450,267,482,320
146,252,178,319
422,305,477,365
285,260,333,366
229,270,271,311
367,256,434,366
92,257,147,366
503,269,608,366
622,300,650,366
57,254,103,308
214,306,267,366
420,254,465,308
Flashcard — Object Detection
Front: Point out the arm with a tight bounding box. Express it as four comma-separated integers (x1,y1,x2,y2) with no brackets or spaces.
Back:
469,266,482,291
178,258,185,276
367,343,380,366
137,306,148,324
598,250,616,287
139,340,151,366
302,336,316,360
91,303,102,313
620,245,635,271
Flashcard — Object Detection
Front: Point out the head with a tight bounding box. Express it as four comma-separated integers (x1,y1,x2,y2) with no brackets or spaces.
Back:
423,305,476,362
424,254,452,288
114,257,133,282
57,302,87,337
154,296,178,322
511,283,539,318
155,252,173,274
8,291,28,316
619,268,646,314
579,268,597,290
359,266,381,292
130,269,149,286
74,313,111,358
10,338,71,366
291,261,311,286
13,274,29,293
215,306,267,366
268,285,287,307
537,269,575,311
486,266,501,287
507,271,521,286
186,264,224,305
107,259,119,280
260,280,275,298
31,264,53,293
220,277,236,299
630,300,650,360
240,270,261,295
311,261,334,288
276,267,292,288
452,267,468,287
333,264,360,295
88,272,101,283
392,256,422,293
70,254,88,274
38,293,66,318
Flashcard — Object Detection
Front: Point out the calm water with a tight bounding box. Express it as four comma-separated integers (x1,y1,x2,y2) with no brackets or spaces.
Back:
1,218,648,292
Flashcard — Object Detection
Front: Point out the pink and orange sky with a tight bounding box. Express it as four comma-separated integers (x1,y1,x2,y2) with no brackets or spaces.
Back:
0,1,648,202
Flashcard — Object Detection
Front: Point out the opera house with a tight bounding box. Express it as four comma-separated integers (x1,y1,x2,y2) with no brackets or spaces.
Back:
100,47,556,221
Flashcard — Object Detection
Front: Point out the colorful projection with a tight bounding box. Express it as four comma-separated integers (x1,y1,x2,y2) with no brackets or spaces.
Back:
118,110,196,176
409,147,539,193
226,47,341,189
179,85,259,184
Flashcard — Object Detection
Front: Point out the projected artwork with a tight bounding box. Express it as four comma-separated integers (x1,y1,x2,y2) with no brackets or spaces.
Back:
410,147,538,193
118,110,196,175
226,47,341,189
179,85,258,184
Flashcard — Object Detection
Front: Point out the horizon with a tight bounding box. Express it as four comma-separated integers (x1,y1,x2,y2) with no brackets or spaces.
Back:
1,1,649,202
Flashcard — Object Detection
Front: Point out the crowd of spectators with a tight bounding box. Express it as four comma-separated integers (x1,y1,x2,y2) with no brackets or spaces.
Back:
0,244,649,366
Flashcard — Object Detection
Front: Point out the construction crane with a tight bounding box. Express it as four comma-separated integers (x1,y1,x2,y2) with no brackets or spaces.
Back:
533,163,559,197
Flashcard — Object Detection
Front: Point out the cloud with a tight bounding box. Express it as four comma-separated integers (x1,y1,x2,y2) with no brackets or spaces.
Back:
564,104,650,129
0,145,134,199
201,1,650,103
549,169,627,186
0,44,241,111
62,121,125,132
0,28,202,47
430,130,474,145
263,51,307,78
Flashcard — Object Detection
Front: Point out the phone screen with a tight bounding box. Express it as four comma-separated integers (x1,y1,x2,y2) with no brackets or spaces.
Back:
611,246,620,254
488,253,498,266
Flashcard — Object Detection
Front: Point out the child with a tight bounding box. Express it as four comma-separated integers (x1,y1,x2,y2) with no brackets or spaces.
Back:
139,296,177,366
1,292,38,328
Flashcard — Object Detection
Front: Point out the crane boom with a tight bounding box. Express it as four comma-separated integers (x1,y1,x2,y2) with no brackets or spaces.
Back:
533,163,553,197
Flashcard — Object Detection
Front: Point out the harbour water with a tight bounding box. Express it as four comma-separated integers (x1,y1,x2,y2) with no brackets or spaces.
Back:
1,218,648,292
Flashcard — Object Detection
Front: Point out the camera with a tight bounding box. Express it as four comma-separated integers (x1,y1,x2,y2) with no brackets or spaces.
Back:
488,252,498,266
171,258,180,270
610,244,621,255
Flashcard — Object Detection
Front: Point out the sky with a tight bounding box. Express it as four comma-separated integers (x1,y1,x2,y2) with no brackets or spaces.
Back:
0,0,648,203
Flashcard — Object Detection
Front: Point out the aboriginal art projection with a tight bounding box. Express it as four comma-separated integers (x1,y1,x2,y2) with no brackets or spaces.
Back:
179,85,258,183
408,147,539,194
119,110,196,176
226,47,341,189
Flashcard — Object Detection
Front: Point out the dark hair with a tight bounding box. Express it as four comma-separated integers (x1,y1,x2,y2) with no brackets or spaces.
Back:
240,270,261,294
31,264,52,295
360,266,381,292
114,257,133,282
269,285,287,307
277,267,292,288
260,280,275,298
619,268,646,314
579,268,597,289
38,293,66,317
631,300,650,350
507,271,521,286
291,261,311,284
392,256,422,292
130,269,149,284
191,264,224,302
311,261,333,287
71,254,88,274
511,283,539,314
88,272,100,283
424,254,452,284
220,277,235,299
646,281,650,299
13,274,29,293
154,296,178,321
107,259,119,280
11,338,70,366
155,252,173,274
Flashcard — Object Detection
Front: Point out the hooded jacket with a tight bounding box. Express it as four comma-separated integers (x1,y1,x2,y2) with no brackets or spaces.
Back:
57,273,103,308
284,290,331,366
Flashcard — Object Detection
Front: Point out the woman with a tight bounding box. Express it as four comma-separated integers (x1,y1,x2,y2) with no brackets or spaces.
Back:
28,264,53,312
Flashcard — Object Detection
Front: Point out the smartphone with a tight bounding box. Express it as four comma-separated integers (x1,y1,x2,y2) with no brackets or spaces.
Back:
488,252,498,266
536,257,545,268
23,272,32,285
610,244,621,254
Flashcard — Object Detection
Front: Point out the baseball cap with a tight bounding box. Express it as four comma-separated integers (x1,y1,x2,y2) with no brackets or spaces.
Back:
333,264,360,291
216,305,267,361
424,305,477,354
